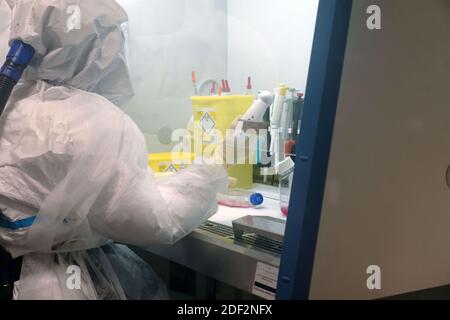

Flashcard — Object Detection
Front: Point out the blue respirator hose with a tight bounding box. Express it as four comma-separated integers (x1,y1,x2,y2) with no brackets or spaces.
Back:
0,40,35,115
0,40,34,296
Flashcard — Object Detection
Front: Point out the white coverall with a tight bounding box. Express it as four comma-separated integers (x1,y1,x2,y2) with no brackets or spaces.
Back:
0,0,228,299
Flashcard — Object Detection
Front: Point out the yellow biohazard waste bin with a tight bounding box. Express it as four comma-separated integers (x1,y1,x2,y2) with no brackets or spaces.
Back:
148,152,195,174
191,95,254,189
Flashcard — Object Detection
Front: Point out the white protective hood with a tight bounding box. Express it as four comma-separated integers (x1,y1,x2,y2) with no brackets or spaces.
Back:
10,0,134,106
0,0,228,260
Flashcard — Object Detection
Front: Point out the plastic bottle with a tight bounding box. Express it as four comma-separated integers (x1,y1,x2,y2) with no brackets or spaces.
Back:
280,172,293,217
217,190,264,208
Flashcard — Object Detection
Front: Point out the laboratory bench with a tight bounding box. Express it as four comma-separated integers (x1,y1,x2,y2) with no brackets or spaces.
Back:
131,184,286,300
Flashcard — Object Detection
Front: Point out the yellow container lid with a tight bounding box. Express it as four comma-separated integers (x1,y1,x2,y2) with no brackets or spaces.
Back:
191,95,253,101
148,152,194,162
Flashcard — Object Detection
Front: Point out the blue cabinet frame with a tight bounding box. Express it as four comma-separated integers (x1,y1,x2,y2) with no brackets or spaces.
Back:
277,0,353,300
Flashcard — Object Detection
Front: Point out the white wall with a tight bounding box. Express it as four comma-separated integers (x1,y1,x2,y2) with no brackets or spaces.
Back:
117,0,228,152
227,0,319,94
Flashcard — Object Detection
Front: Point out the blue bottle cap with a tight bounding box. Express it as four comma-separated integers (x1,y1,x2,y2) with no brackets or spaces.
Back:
250,193,264,206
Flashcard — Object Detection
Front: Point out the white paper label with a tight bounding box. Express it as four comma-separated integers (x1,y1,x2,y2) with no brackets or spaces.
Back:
252,262,279,300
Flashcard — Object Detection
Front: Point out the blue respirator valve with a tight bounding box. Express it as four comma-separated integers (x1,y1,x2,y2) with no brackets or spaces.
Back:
0,40,35,115
0,40,35,82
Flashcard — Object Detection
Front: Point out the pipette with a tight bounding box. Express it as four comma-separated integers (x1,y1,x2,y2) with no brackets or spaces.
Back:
210,80,216,96
270,84,288,166
233,91,273,142
191,71,199,95
225,80,231,94
246,76,253,96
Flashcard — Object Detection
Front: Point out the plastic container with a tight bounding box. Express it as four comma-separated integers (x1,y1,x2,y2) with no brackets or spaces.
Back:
280,172,293,217
148,152,194,173
191,95,254,189
217,190,264,208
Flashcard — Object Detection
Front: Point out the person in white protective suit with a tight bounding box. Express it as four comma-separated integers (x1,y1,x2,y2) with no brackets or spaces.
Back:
0,0,229,299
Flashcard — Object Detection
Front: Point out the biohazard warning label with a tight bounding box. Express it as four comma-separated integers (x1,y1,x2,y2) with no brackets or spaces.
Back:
200,112,216,134
165,164,178,173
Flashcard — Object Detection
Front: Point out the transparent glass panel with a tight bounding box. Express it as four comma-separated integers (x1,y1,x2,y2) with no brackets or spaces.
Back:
117,0,319,223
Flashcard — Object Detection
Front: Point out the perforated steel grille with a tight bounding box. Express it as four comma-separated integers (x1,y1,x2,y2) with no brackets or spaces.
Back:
199,221,283,255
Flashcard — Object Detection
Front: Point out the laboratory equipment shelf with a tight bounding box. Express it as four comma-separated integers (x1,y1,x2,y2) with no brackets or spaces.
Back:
133,220,282,298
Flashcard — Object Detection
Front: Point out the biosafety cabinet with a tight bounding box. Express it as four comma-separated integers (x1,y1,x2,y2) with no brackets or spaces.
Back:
119,0,450,300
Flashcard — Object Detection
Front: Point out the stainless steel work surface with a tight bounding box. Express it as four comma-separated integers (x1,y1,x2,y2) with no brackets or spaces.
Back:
137,220,283,297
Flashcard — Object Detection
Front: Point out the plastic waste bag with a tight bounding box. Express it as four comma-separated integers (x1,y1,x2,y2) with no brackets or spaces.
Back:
14,243,168,300
102,243,169,300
